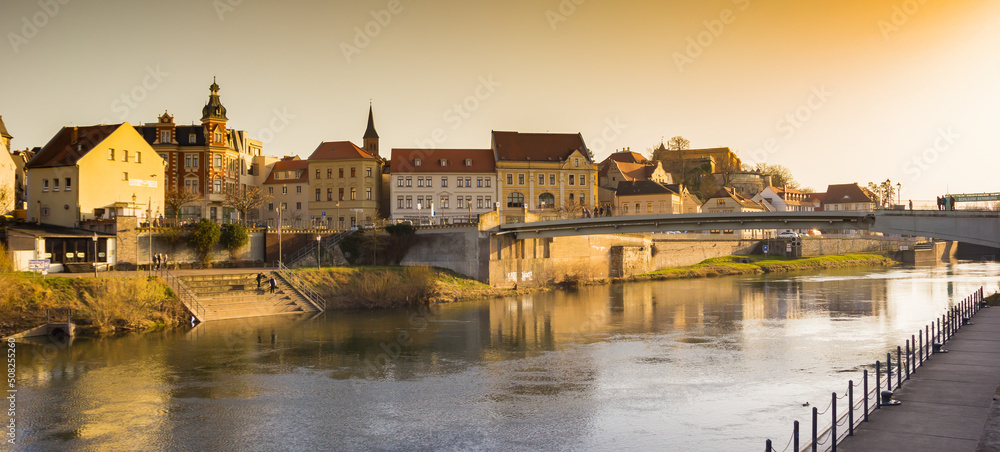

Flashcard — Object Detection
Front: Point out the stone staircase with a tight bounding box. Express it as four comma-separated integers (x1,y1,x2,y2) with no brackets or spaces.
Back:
178,272,321,321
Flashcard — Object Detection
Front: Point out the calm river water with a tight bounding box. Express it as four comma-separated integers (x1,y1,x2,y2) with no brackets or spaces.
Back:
12,262,1000,451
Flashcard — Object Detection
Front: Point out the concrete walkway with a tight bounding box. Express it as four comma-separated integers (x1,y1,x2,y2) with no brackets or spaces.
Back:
48,267,275,278
838,306,1000,452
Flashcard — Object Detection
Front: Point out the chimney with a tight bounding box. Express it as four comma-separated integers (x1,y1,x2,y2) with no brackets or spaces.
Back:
71,126,78,143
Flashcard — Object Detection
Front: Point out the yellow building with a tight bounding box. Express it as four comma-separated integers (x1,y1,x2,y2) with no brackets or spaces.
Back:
262,156,310,228
306,142,383,228
652,143,742,174
492,131,597,222
25,123,165,228
614,180,682,215
0,116,14,215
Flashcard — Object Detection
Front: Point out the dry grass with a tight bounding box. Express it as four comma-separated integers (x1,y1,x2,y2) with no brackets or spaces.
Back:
639,254,896,281
298,266,438,309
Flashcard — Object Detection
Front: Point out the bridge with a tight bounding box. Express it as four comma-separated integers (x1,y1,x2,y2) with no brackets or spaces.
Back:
496,210,1000,248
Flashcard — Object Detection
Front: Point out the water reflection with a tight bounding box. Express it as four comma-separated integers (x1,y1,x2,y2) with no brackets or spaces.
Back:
14,262,1000,451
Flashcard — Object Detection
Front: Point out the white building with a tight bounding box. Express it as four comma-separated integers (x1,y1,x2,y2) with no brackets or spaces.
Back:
388,148,496,224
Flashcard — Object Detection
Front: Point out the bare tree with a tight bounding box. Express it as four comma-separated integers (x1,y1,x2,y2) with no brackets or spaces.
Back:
866,180,897,208
223,185,271,226
0,183,13,215
752,163,799,189
666,136,691,151
164,188,203,225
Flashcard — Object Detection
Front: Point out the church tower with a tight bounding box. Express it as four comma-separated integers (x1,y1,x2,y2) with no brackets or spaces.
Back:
363,103,379,158
201,77,228,147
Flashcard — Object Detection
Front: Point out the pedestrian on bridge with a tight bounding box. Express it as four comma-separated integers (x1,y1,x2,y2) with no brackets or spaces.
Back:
909,200,913,210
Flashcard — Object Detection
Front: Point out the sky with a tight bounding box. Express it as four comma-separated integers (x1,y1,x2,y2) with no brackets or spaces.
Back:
2,0,998,200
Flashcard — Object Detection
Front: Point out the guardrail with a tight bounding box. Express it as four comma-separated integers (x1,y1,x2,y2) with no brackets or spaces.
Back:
276,262,327,312
159,269,208,323
765,286,986,452
287,230,353,267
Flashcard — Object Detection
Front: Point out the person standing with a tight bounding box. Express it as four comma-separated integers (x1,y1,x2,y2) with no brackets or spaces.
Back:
162,253,168,270
269,277,277,294
153,253,159,270
256,272,264,289
949,195,956,211
908,199,913,210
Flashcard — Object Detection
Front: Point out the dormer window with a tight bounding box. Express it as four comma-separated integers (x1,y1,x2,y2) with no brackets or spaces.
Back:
440,158,448,166
574,158,580,168
465,159,472,167
415,158,422,167
160,131,170,143
189,133,197,143
214,132,222,143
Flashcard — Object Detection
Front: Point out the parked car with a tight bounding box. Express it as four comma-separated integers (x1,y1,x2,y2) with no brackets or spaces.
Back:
778,231,799,238
807,229,822,236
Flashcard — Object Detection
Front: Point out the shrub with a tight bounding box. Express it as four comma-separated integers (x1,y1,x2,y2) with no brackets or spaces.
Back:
340,266,437,309
220,223,250,260
190,218,221,264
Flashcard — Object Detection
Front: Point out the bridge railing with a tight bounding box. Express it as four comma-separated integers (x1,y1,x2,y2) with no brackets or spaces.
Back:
765,286,986,452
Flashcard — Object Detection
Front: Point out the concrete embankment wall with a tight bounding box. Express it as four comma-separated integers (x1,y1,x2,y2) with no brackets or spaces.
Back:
400,227,489,281
799,237,915,257
125,230,266,268
650,238,759,268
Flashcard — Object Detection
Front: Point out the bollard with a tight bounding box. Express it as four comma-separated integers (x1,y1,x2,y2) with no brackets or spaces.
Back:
897,346,903,389
812,406,818,452
848,380,854,436
875,361,882,409
881,390,901,406
863,370,870,421
933,342,948,353
794,420,800,452
766,439,772,452
831,392,837,452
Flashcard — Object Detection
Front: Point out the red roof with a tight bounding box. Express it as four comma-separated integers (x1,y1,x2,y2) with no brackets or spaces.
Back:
605,151,647,164
824,184,874,204
492,131,589,162
307,141,377,160
26,124,124,168
264,158,309,184
389,148,495,173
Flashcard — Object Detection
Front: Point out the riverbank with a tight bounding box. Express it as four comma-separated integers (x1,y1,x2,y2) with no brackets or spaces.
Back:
633,254,897,281
0,272,187,338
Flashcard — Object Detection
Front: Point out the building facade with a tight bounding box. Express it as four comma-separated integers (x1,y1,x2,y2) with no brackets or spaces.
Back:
0,116,14,215
598,152,672,210
306,141,383,228
753,186,817,212
822,183,876,212
388,148,496,224
492,131,597,223
614,180,682,216
25,123,165,228
262,156,310,228
701,186,767,238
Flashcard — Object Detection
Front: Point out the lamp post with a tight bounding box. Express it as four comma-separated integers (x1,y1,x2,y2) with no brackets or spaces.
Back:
351,208,363,229
316,235,322,269
897,182,901,206
336,202,341,230
132,193,138,273
92,232,98,278
275,206,282,266
147,199,153,277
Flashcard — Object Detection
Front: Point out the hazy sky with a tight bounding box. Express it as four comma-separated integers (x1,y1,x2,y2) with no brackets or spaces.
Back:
2,0,997,199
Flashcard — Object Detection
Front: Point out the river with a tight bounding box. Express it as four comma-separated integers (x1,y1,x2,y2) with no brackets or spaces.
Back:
11,262,1000,451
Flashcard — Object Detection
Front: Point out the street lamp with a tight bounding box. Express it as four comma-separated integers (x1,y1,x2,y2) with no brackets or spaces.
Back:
351,208,363,229
897,182,901,206
336,202,341,230
92,232,98,278
147,199,153,277
275,206,282,266
316,235,322,269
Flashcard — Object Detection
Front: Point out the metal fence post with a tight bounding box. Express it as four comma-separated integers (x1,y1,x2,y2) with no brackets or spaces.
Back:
849,380,854,436
897,346,903,389
832,392,838,452
919,329,924,364
794,420,800,452
766,439,772,452
863,370,870,420
875,361,881,409
905,340,911,379
812,406,818,452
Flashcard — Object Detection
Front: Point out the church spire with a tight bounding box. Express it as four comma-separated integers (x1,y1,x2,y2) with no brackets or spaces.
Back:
363,103,379,157
201,77,228,123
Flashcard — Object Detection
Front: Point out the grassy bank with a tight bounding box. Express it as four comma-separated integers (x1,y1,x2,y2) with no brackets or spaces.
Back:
294,266,521,309
0,272,187,338
636,254,897,281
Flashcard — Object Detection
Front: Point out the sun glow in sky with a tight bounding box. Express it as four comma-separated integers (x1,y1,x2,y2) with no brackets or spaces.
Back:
2,0,998,199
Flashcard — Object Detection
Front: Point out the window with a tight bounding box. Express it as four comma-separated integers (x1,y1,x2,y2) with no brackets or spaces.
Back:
456,177,464,188
417,177,424,188
366,167,372,177
485,196,491,207
268,187,274,195
281,202,287,210
43,179,48,192
569,175,575,186
316,188,321,201
465,177,472,187
574,158,580,167
185,179,199,194
518,174,524,185
477,196,484,209
485,178,491,188
122,172,128,181
549,174,555,185
405,196,412,209
316,169,321,180
184,155,192,167
296,202,302,210
441,178,448,188
192,155,199,167
281,186,287,194
634,202,640,213
580,174,586,185
478,177,485,187
348,167,355,178
160,131,170,142
537,174,544,185
338,188,344,201
440,158,448,167
213,178,222,193
65,178,71,191
328,169,333,178
397,196,404,209
622,203,629,214
440,196,449,209
327,188,333,201
647,202,653,213
455,196,463,209
135,152,141,163
405,176,412,187
53,178,59,191
539,193,555,208
214,154,222,168
122,150,128,162
415,158,422,167
296,185,302,194
350,188,357,200
507,192,525,208
365,188,372,200
506,174,513,185
268,203,274,211
417,196,424,209
108,149,114,160
397,176,403,187
426,177,433,188
189,133,197,142
465,159,472,167
717,199,726,205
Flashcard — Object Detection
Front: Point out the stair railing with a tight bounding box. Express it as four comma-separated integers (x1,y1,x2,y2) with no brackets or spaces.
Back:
160,269,208,322
276,262,327,311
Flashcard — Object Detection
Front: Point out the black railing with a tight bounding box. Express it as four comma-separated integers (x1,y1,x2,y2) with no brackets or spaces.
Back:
765,286,985,452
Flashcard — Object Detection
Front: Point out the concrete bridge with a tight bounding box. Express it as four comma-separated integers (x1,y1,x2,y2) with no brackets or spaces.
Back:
496,210,1000,248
